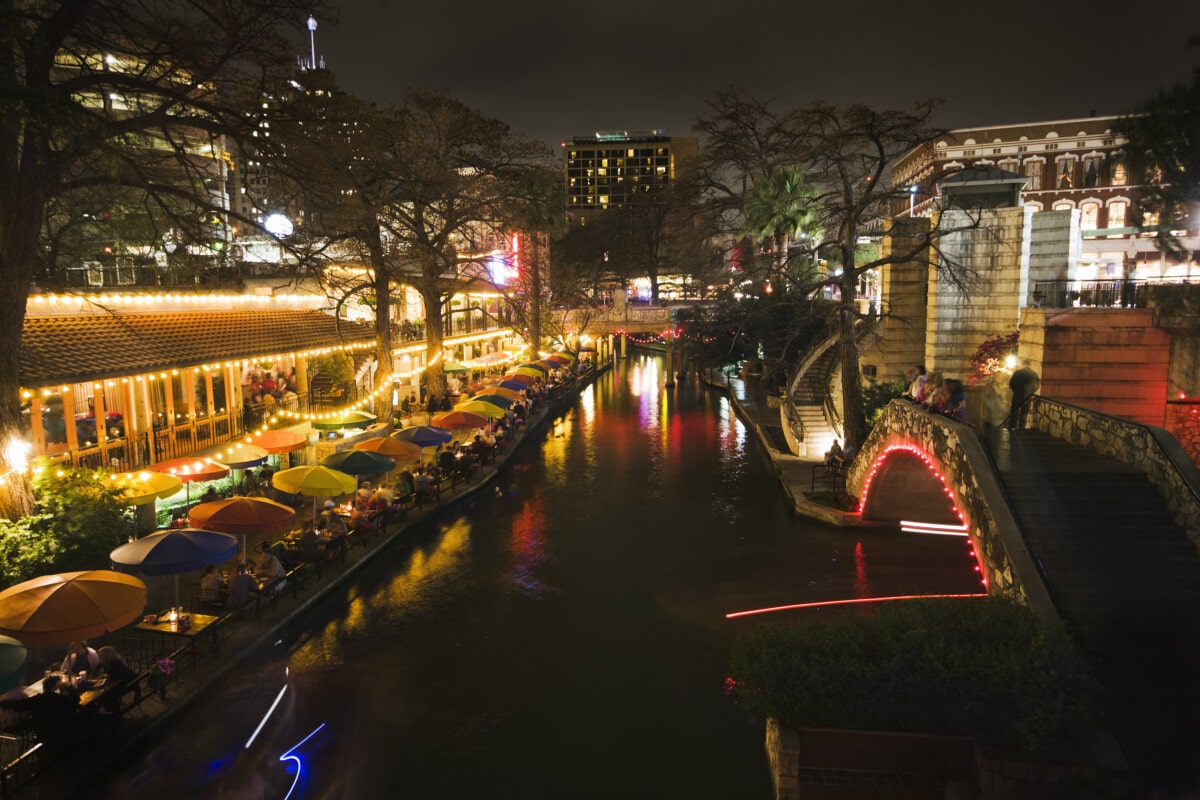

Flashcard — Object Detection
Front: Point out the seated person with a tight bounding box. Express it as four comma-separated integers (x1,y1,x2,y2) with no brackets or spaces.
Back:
355,481,373,507
199,563,223,602
60,641,99,675
255,546,286,590
95,646,139,713
824,439,845,474
0,675,82,748
199,487,221,504
228,563,257,606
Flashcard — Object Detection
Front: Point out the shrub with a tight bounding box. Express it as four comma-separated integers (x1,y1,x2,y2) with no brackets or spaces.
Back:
862,378,907,425
729,597,1100,756
0,461,128,587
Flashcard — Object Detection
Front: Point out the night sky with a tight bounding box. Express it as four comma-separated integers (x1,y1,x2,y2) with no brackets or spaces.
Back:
317,0,1200,152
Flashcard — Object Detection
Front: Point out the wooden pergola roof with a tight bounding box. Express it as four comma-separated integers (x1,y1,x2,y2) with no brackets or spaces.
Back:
21,309,376,388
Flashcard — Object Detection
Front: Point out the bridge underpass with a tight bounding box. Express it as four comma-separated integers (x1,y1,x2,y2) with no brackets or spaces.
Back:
847,399,1200,794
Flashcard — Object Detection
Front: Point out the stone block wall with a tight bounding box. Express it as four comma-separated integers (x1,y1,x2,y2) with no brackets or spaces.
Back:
861,218,932,384
1036,308,1169,426
1028,396,1200,543
928,208,1030,379
1027,209,1079,300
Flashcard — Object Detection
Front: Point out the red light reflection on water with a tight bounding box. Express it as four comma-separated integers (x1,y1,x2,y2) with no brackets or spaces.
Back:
853,541,870,597
508,493,548,594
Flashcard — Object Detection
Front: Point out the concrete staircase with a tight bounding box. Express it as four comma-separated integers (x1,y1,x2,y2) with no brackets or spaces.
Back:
992,428,1200,793
788,343,840,460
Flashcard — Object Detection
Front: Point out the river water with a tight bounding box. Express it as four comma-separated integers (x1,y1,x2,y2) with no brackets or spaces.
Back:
91,355,981,799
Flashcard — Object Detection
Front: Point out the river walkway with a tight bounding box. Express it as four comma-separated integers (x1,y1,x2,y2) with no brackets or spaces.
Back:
3,365,605,799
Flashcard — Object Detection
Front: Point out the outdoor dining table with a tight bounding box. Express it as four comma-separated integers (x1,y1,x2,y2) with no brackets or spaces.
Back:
28,672,114,710
134,612,223,666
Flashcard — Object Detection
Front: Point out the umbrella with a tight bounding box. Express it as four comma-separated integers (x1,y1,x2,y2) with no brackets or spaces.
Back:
272,465,358,524
353,437,423,460
454,401,506,419
213,444,269,469
432,410,489,430
496,380,530,392
0,636,26,693
150,457,229,483
110,529,239,608
102,471,183,507
272,466,357,496
189,496,296,564
475,386,522,401
502,373,537,386
252,429,307,454
443,362,472,373
394,426,453,448
0,570,147,647
517,363,549,374
150,457,230,507
544,354,572,366
311,410,377,431
320,449,396,478
469,393,513,409
533,360,560,370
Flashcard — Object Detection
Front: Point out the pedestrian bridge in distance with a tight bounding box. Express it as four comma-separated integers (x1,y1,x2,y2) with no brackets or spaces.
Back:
549,304,681,337
846,397,1200,787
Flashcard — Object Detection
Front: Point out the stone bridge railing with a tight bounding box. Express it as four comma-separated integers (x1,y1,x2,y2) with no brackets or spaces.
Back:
551,305,674,336
847,400,1058,619
1029,396,1200,545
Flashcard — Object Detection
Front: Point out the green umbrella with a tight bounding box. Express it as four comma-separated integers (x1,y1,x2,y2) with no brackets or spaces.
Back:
0,636,27,692
311,410,377,431
320,449,396,477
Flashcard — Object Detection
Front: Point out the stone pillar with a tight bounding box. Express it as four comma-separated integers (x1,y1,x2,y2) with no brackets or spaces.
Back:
664,333,676,388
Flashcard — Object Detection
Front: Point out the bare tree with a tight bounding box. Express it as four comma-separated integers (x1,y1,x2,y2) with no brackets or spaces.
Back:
0,0,322,517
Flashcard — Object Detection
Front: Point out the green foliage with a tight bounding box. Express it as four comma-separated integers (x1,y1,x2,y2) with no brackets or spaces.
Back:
729,598,1101,756
862,378,906,425
0,461,129,588
310,352,355,392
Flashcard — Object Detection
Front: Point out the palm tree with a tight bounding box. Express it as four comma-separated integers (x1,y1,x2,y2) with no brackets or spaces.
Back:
742,167,819,290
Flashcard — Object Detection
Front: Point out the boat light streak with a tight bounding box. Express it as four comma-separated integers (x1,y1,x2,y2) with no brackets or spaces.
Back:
280,723,326,800
725,593,988,619
245,684,288,749
899,519,970,536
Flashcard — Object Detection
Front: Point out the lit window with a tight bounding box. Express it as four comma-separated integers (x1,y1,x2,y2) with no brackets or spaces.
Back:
1112,159,1126,186
1080,202,1100,230
1024,161,1043,191
1107,201,1126,228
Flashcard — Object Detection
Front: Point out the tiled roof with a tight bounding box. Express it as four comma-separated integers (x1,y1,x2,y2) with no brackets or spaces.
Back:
21,309,376,388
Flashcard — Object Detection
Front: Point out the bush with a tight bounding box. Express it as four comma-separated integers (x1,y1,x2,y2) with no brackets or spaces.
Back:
0,462,129,587
862,378,906,426
729,598,1100,756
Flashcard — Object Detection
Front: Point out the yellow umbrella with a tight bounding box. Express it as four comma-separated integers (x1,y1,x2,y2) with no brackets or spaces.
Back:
272,465,358,524
272,465,357,497
454,401,506,419
103,471,183,507
475,386,522,401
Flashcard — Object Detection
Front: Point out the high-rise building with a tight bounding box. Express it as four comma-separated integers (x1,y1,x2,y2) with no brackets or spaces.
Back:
562,130,698,224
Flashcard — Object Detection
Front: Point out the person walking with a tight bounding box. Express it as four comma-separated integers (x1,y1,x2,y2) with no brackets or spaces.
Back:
1008,363,1040,429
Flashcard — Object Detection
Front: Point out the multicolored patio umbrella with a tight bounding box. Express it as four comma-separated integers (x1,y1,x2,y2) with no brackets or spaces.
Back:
110,529,239,609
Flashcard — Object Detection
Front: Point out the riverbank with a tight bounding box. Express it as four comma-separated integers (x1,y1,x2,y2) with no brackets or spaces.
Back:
9,362,608,799
700,370,861,528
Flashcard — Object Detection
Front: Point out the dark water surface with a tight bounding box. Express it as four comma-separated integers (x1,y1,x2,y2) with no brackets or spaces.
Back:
93,356,981,799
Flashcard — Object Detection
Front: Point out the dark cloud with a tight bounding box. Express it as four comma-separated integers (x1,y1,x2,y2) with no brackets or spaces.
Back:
316,0,1200,150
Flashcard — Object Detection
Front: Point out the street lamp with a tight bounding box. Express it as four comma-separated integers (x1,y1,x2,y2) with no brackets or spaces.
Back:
909,184,919,217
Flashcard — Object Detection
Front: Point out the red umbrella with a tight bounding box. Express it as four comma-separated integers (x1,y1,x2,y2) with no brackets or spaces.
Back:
150,457,230,507
189,496,296,565
433,410,489,430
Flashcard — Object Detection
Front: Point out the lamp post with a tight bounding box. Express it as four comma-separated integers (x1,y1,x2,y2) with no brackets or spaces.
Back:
909,184,919,217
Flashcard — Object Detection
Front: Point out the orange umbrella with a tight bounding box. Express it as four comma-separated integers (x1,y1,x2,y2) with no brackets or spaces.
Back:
252,429,307,454
0,570,147,647
189,496,296,565
433,409,489,430
150,457,229,483
353,437,423,460
188,497,295,535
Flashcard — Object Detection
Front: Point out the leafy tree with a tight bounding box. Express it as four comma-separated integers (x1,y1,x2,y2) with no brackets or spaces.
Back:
0,0,322,518
1119,42,1200,256
278,90,549,409
742,166,820,287
0,461,127,588
729,598,1101,756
